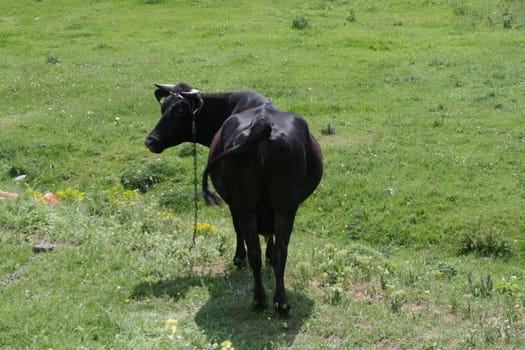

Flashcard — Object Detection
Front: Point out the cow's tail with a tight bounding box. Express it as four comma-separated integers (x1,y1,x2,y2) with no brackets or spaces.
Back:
202,115,273,206
202,173,222,206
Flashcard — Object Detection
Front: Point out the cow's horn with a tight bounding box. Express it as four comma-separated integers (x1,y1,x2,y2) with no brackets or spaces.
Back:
154,83,176,91
181,89,200,96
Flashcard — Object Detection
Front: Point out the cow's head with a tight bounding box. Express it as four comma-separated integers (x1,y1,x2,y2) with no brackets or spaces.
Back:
145,82,203,153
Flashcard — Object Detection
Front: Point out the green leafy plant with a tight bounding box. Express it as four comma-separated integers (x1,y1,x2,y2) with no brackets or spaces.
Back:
320,123,336,135
453,3,467,16
1,1,524,348
292,16,310,30
435,262,458,279
46,54,59,65
458,230,513,258
159,189,193,212
503,9,512,28
346,9,356,22
120,160,178,192
389,289,407,313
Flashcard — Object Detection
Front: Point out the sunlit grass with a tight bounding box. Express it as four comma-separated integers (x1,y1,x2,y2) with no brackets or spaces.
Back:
1,0,524,348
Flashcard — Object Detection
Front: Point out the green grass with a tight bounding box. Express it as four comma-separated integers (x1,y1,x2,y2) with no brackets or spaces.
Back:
1,0,524,349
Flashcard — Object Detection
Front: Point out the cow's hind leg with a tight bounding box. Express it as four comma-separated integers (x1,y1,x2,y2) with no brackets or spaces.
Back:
265,235,274,266
230,210,246,267
272,210,295,316
233,230,246,268
237,212,267,310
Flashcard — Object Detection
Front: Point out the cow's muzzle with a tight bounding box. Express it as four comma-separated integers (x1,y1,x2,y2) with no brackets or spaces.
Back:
144,135,164,153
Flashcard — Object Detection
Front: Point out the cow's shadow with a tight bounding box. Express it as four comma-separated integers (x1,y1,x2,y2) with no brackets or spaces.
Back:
132,266,313,348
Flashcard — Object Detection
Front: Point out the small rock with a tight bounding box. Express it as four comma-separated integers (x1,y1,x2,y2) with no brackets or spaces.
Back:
43,192,60,205
384,188,395,196
0,191,19,199
13,174,26,181
33,243,56,253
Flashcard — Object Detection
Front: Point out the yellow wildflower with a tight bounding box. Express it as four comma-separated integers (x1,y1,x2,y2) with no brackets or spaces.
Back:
195,222,217,235
103,184,138,207
220,340,234,350
121,189,138,201
56,188,86,202
161,211,174,219
165,319,178,335
25,189,44,201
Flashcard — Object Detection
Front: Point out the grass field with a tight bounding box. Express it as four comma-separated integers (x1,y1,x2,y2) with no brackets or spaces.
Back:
1,0,524,349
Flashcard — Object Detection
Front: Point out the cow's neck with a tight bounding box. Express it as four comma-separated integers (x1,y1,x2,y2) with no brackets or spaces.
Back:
193,93,238,147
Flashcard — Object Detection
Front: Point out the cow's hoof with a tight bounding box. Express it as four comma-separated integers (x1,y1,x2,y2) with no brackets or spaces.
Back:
274,302,292,317
253,299,268,311
233,257,245,268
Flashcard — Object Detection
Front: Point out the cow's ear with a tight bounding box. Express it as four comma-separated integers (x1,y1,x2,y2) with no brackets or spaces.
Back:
181,89,204,115
154,83,175,103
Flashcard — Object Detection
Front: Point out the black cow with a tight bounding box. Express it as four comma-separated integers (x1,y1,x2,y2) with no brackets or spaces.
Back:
145,83,323,316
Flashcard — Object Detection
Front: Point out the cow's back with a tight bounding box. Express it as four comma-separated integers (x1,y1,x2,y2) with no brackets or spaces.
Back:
209,104,322,214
